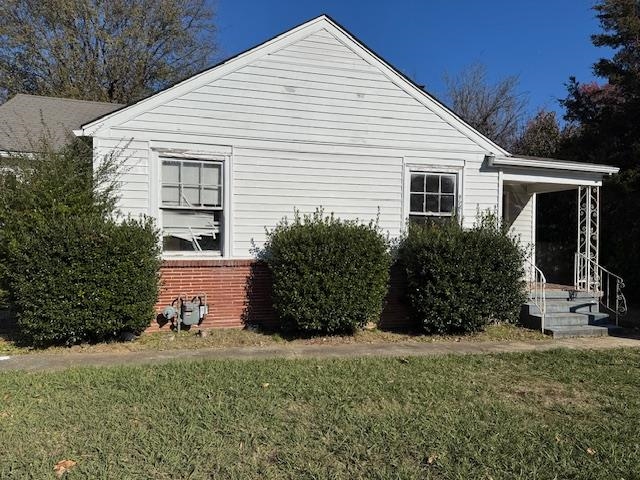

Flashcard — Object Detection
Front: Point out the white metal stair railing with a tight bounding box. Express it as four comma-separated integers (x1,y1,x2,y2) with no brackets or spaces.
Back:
574,252,627,325
527,259,547,333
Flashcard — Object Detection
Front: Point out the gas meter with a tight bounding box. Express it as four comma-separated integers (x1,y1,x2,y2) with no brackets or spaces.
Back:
162,294,208,332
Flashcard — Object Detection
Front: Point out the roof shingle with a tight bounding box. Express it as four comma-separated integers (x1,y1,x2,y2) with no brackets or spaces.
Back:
0,94,123,152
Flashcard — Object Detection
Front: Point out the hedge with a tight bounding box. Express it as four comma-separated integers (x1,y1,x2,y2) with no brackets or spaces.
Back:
397,214,527,334
263,210,391,334
0,140,161,346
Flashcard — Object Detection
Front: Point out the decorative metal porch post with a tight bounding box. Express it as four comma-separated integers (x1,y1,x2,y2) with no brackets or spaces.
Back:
576,186,600,291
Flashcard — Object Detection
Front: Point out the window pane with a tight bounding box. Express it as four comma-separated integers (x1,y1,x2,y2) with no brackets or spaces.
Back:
163,210,216,229
202,163,221,186
426,175,439,193
440,195,455,213
182,162,200,185
441,175,455,194
202,186,222,207
161,185,180,206
182,186,200,206
162,210,221,252
426,194,439,212
410,193,424,213
410,215,452,226
193,233,217,251
162,161,180,183
410,174,425,192
163,232,220,252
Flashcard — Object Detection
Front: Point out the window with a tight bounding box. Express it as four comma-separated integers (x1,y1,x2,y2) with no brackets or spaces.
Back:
409,172,457,221
161,158,223,253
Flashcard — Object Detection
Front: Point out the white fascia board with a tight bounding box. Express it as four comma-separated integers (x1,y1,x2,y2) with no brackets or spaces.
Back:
502,172,602,188
489,155,619,175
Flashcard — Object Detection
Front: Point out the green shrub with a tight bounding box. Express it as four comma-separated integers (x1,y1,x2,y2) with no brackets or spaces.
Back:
397,214,527,334
263,210,391,335
0,140,161,346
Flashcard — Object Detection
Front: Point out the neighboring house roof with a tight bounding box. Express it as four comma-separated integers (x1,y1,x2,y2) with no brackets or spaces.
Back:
0,94,123,153
78,14,509,156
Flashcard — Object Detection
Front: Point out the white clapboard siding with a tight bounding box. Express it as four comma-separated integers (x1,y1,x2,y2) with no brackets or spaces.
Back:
462,170,499,227
506,191,535,248
121,29,483,154
94,137,149,216
232,148,402,256
89,25,503,256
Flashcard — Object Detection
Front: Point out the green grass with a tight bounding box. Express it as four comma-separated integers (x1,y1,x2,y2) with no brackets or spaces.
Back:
1,348,639,478
0,323,548,356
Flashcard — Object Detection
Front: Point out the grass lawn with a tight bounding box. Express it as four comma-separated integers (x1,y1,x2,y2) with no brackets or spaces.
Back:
0,323,548,356
1,349,639,478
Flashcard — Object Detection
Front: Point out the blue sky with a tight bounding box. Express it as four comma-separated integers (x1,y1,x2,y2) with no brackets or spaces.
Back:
214,0,607,120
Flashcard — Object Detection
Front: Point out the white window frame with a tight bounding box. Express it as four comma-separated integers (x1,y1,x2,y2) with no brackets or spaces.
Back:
160,157,223,254
150,147,232,259
403,163,463,224
161,158,224,209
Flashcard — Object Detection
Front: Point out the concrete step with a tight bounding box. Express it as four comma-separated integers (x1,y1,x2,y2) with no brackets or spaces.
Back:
545,324,622,339
533,312,610,327
545,300,598,313
525,300,599,314
542,289,598,300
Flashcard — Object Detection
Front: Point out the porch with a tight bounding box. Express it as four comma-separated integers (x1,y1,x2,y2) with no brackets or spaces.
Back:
489,154,625,337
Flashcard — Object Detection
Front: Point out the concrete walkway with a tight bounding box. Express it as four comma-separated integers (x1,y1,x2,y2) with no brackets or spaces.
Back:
1,334,640,372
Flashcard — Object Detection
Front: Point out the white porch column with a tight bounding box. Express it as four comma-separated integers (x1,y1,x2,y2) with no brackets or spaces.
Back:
576,186,600,290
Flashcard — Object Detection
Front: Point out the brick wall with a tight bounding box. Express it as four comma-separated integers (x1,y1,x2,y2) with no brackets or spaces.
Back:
153,259,411,333
151,259,276,332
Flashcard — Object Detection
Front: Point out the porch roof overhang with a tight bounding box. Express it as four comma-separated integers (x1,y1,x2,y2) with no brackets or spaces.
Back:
487,154,619,175
488,154,619,193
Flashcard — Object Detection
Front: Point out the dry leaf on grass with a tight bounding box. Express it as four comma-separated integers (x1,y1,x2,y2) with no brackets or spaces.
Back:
427,453,439,465
261,383,270,388
586,447,596,456
53,459,77,477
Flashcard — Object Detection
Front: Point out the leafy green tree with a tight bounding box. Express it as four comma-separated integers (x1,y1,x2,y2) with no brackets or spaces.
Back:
512,110,563,158
559,0,640,303
561,0,640,171
0,0,216,103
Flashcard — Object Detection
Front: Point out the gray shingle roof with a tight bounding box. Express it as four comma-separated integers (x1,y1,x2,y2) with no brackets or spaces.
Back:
0,94,124,153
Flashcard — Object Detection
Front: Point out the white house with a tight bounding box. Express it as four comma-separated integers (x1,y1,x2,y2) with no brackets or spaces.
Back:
75,15,622,335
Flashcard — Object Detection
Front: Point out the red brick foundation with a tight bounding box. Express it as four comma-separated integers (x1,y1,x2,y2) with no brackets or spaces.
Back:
151,259,411,332
150,259,276,332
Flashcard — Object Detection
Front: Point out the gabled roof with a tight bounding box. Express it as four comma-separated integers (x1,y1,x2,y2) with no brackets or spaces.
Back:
78,14,509,155
0,94,123,152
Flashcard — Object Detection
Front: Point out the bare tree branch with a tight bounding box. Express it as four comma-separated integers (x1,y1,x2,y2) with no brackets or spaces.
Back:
444,63,528,149
0,0,217,103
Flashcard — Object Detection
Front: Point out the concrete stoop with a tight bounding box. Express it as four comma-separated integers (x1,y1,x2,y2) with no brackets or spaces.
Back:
520,289,622,338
